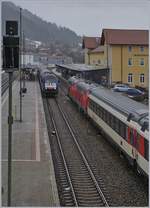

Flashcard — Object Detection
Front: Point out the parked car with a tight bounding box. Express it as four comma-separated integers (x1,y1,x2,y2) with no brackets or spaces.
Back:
112,84,129,92
124,88,145,101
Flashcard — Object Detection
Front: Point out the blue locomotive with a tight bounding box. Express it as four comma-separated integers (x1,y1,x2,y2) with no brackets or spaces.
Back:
39,69,59,97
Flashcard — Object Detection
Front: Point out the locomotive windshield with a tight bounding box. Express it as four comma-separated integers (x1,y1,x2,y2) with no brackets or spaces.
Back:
44,75,58,83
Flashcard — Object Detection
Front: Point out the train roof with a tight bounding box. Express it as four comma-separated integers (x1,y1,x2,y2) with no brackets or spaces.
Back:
76,81,99,92
68,76,82,85
89,86,149,128
40,69,51,74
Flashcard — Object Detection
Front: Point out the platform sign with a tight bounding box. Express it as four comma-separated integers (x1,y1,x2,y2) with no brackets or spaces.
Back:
3,36,19,71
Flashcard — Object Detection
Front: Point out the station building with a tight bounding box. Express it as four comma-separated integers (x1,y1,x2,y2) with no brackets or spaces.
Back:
56,64,109,86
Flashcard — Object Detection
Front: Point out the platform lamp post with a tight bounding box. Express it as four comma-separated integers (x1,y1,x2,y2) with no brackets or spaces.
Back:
19,7,23,122
3,21,19,206
22,31,27,92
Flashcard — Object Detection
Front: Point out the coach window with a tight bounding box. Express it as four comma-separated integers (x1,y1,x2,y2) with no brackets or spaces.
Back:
102,109,105,120
101,108,104,120
95,103,98,114
106,111,110,125
99,106,102,117
95,103,97,113
89,99,92,109
144,139,149,161
130,129,134,145
96,104,99,116
136,133,140,150
91,101,94,110
103,109,106,122
103,108,106,121
93,101,96,112
96,105,99,116
110,114,113,129
91,100,94,110
89,99,91,108
112,115,116,130
115,117,119,134
119,121,126,139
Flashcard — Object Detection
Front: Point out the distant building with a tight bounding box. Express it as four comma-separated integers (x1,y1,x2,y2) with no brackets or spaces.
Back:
25,38,42,51
21,53,39,67
37,53,73,65
48,56,72,65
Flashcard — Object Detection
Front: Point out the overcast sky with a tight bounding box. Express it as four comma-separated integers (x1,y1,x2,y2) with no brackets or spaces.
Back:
3,0,150,36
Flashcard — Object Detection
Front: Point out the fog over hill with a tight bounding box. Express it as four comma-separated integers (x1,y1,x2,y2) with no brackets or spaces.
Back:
2,1,83,62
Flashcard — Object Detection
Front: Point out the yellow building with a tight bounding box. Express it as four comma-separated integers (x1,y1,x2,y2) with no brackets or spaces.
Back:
100,29,149,89
88,46,105,66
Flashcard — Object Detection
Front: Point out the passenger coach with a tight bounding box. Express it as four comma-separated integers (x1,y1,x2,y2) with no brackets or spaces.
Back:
88,87,149,176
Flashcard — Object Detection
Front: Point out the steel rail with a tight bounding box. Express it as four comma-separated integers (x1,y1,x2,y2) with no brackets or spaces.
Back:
55,99,109,207
47,99,78,206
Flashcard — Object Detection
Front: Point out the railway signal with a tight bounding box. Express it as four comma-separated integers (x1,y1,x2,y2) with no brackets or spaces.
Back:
3,36,19,70
2,19,20,207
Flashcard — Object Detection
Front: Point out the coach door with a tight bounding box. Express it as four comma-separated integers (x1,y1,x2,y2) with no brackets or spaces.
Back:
127,127,136,158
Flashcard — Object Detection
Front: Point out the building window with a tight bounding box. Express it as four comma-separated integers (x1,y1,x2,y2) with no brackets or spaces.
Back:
140,73,144,83
128,73,133,83
140,46,144,52
140,58,144,66
98,60,101,64
128,58,132,66
128,46,132,52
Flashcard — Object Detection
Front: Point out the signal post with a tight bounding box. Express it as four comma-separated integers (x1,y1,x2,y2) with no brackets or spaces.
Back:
3,20,19,207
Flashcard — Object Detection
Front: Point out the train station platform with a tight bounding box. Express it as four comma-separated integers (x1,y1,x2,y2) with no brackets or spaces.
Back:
1,79,60,206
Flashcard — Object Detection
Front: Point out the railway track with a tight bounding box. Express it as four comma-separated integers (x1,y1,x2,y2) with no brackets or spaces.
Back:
1,76,9,95
1,72,19,95
45,97,109,207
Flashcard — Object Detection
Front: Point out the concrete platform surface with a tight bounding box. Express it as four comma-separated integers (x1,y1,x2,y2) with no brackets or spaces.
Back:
2,79,59,206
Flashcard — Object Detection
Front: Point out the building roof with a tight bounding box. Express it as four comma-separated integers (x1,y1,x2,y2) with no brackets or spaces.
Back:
56,64,107,72
101,29,149,45
89,46,104,54
82,37,101,49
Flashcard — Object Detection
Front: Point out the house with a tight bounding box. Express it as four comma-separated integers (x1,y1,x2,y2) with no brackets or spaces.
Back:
100,29,149,88
88,46,105,66
82,36,100,64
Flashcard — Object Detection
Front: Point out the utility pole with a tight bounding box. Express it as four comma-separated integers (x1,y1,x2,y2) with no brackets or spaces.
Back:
22,31,26,91
19,8,22,122
7,71,13,206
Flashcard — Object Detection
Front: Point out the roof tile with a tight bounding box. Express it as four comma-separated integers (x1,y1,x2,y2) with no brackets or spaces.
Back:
82,37,100,49
101,29,149,45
